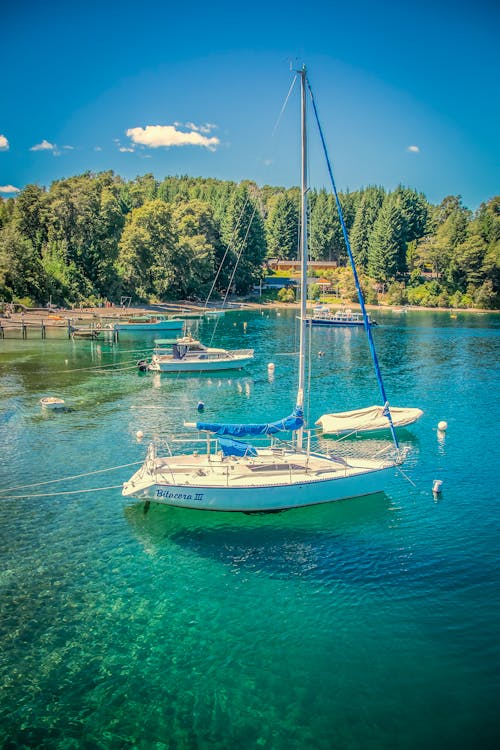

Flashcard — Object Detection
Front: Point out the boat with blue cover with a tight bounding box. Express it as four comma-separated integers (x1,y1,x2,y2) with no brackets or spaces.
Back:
122,67,408,512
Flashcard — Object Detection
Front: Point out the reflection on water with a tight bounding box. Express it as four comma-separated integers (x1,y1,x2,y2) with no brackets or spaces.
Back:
1,309,499,749
123,495,400,582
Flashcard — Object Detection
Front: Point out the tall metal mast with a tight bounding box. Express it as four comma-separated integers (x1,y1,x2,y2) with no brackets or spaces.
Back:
296,66,308,449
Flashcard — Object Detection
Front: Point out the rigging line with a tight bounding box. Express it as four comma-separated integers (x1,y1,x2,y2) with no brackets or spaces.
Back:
0,461,143,495
204,196,251,310
61,359,145,373
0,485,123,501
306,307,313,426
395,465,417,487
306,76,400,452
209,203,258,346
272,73,298,136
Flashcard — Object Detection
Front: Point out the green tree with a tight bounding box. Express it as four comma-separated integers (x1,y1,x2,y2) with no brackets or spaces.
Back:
367,193,406,282
0,225,45,302
13,184,47,252
117,199,179,300
309,190,344,262
350,187,385,268
265,191,299,260
220,184,266,294
172,200,219,298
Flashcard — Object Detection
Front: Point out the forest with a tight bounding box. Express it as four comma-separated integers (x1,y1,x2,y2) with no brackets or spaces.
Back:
0,171,498,310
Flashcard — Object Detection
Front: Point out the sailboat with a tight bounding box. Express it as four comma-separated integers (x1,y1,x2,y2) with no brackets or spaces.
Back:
122,67,408,512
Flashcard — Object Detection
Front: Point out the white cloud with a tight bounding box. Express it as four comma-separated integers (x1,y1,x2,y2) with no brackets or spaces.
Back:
0,134,9,151
119,146,135,153
94,146,103,151
30,139,56,152
126,124,220,151
407,145,420,153
62,144,75,150
0,184,20,194
185,122,217,134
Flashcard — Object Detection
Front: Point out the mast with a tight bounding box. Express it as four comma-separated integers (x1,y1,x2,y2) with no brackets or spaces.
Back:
297,66,308,449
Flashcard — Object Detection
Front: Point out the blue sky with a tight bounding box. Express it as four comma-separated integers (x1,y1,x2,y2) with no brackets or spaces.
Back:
0,0,498,209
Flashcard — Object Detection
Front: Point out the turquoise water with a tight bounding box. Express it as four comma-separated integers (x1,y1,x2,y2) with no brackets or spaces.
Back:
0,310,499,749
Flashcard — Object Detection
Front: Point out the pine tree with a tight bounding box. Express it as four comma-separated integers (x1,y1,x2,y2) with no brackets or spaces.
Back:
265,191,299,260
350,187,385,269
368,193,406,282
220,184,266,294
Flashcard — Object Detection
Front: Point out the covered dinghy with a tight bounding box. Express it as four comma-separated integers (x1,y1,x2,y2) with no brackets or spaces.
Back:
315,405,423,435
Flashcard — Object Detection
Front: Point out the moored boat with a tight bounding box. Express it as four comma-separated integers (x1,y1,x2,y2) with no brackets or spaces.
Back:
140,334,254,373
316,405,424,435
113,316,184,332
39,396,65,410
123,67,409,512
304,305,377,327
71,327,102,339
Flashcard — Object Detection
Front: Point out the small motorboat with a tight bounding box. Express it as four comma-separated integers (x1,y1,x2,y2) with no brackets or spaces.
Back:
71,327,102,339
40,396,65,410
113,316,184,332
304,305,377,327
139,334,254,373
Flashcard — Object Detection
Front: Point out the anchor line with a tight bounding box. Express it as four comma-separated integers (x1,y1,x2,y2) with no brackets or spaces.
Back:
0,484,123,500
0,460,143,495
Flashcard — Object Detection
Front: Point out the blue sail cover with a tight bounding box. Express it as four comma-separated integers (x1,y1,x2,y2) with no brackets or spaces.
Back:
218,437,258,457
196,407,304,437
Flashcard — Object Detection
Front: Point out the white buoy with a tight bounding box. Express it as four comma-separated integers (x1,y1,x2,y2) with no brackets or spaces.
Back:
136,430,144,440
438,421,448,432
432,479,443,494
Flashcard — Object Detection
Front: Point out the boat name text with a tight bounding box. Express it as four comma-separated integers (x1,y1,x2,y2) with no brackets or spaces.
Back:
156,489,204,502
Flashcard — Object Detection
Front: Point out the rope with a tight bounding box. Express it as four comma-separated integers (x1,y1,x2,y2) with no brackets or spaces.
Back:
62,358,144,373
0,484,123,500
0,460,143,495
209,203,258,346
306,74,400,452
204,196,251,311
395,465,417,487
272,74,297,136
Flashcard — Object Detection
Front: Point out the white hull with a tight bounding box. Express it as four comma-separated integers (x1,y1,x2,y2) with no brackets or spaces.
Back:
40,397,65,410
114,320,184,332
122,448,399,512
148,353,254,373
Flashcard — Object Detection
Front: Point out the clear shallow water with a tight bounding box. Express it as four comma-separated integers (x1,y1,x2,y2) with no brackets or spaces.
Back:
0,310,499,749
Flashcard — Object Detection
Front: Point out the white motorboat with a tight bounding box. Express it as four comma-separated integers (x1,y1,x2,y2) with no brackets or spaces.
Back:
305,305,377,327
140,335,254,373
113,316,184,332
316,405,424,435
123,67,409,512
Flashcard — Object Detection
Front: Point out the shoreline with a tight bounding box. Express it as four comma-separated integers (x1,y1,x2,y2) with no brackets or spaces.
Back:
1,299,497,325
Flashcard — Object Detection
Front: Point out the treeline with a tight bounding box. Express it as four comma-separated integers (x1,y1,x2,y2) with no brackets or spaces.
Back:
0,171,498,309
